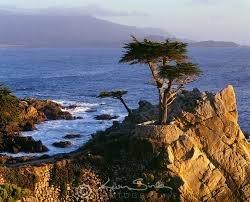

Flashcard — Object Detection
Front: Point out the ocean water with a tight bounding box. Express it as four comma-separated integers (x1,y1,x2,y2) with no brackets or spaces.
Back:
0,47,249,156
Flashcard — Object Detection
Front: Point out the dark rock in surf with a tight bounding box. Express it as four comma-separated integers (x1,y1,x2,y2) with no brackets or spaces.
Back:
64,133,81,139
52,141,72,148
94,114,119,121
64,105,78,109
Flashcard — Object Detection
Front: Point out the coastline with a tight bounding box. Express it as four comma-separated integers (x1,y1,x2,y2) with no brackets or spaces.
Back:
0,85,249,201
0,97,126,159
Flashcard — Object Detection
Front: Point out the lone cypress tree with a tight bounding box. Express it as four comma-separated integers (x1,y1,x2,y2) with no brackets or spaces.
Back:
98,90,132,115
120,37,201,124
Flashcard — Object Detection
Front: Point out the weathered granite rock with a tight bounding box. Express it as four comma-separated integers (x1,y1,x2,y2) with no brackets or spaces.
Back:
26,99,73,121
132,85,250,201
19,102,46,132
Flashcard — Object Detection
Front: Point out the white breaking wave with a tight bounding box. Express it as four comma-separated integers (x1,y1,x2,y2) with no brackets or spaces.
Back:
53,100,100,114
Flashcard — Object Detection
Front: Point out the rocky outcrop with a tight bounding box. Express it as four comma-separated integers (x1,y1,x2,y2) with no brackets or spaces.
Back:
0,85,249,201
1,98,73,135
19,99,73,132
26,99,73,121
0,135,48,154
133,85,250,201
0,98,74,153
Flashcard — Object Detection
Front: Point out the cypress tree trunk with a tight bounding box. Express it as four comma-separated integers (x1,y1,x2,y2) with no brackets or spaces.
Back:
119,97,132,115
148,62,164,123
158,88,163,123
161,91,168,124
158,89,163,123
161,80,172,124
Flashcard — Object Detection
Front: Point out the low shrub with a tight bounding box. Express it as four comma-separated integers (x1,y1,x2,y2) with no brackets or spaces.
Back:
0,183,30,201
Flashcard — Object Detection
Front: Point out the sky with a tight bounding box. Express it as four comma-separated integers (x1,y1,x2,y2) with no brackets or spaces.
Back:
0,0,250,45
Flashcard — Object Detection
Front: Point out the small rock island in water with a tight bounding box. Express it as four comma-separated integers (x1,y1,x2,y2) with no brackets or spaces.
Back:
0,38,249,202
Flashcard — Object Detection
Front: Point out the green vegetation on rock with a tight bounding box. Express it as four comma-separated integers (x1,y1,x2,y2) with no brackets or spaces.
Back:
0,85,21,134
0,183,30,201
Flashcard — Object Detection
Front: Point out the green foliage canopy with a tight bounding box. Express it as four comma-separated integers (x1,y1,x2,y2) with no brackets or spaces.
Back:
98,90,128,99
159,62,202,84
119,36,187,65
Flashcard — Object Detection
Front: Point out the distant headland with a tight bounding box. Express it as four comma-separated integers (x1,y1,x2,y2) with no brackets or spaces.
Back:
189,40,240,48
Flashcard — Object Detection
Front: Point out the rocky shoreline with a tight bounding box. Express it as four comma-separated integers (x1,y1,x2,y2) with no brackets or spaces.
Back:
0,85,249,201
0,98,74,154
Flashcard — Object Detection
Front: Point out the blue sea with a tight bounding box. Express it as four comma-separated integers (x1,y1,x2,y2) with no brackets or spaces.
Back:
0,47,249,156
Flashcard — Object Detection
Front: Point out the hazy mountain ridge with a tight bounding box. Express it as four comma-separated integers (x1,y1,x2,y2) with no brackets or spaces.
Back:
0,14,171,47
0,13,242,48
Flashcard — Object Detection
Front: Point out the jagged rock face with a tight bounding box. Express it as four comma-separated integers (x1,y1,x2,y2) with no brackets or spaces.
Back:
135,85,250,201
